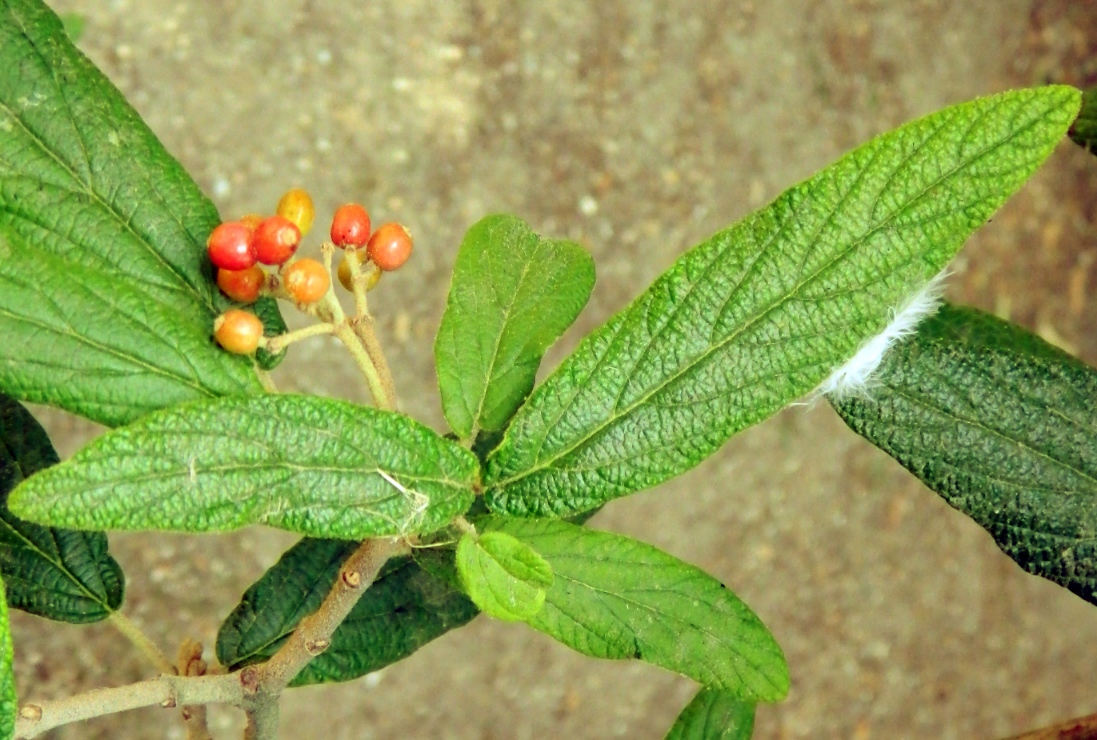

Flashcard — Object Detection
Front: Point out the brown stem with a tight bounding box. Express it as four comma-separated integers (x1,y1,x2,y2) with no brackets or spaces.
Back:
1003,712,1097,740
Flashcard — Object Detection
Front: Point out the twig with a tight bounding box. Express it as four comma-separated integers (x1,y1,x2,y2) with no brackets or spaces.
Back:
342,246,373,318
351,316,398,409
107,612,176,676
255,369,279,393
176,639,212,740
243,701,280,740
262,322,335,354
1003,712,1097,740
333,323,394,410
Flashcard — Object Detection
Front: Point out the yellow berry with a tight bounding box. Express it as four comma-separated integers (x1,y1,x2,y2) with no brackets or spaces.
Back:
276,188,316,236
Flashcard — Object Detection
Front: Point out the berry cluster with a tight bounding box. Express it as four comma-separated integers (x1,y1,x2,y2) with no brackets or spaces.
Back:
208,188,413,355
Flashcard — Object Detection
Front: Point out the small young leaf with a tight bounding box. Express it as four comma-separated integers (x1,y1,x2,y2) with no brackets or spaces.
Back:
483,518,788,702
484,86,1082,518
252,296,288,371
0,574,14,740
456,530,553,622
0,393,124,623
0,0,273,426
833,304,1097,606
218,539,478,685
8,395,478,540
1069,86,1097,155
665,689,755,740
435,215,595,440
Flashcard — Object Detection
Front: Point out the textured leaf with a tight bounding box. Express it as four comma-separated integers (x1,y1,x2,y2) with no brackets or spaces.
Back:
252,296,288,371
0,0,269,426
435,214,595,440
456,530,552,621
484,86,1081,518
833,303,1097,606
218,539,478,686
8,395,478,540
0,574,14,740
665,689,755,740
1070,86,1097,155
484,518,789,702
0,393,123,622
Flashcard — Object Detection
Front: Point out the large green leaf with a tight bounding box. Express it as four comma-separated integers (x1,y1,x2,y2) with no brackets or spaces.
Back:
1070,86,1097,155
0,574,14,740
7,395,478,540
0,0,269,426
455,530,553,622
218,539,478,686
0,393,123,622
435,215,595,440
484,86,1081,518
665,689,755,740
483,518,789,702
833,303,1097,606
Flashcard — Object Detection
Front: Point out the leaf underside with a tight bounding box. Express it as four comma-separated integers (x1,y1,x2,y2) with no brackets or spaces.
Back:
665,688,755,740
485,86,1081,519
218,539,477,686
455,530,552,622
483,518,789,702
1069,86,1097,155
833,303,1097,606
7,394,479,540
0,0,271,426
0,392,123,622
435,214,595,440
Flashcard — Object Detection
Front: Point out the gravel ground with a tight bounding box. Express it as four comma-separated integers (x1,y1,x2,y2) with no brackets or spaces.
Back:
10,0,1097,738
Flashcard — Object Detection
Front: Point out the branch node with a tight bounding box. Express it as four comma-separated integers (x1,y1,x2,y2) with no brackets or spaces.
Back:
160,697,177,709
304,639,331,656
19,704,43,721
342,569,362,588
240,666,261,695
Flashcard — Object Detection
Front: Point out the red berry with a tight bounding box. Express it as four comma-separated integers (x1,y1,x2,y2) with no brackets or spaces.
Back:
330,204,371,248
367,223,413,271
207,222,256,270
282,258,330,305
252,216,301,265
213,309,263,354
276,188,316,236
217,265,266,303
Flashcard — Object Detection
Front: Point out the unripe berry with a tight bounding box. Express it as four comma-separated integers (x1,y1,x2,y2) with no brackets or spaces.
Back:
217,265,266,304
283,258,330,305
330,204,371,248
213,309,264,354
367,223,413,271
252,216,301,265
276,188,316,236
337,254,382,292
207,222,256,270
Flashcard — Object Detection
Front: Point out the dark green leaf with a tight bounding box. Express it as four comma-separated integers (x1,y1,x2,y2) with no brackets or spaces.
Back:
483,518,789,702
0,574,14,740
218,539,478,686
1069,86,1097,155
0,392,123,622
832,303,1097,606
252,296,288,371
436,214,594,440
455,530,552,621
484,86,1081,518
0,0,271,426
665,689,755,740
8,394,478,540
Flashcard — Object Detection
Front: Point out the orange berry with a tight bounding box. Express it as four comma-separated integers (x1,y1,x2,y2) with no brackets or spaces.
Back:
213,309,263,354
337,254,382,292
367,223,413,271
253,215,301,265
283,258,330,305
276,188,316,236
217,265,266,303
330,204,371,248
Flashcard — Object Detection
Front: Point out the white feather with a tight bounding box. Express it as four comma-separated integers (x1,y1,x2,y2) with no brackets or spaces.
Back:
813,270,948,400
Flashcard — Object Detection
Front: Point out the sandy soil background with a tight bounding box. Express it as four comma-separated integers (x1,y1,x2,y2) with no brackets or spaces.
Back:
9,0,1097,738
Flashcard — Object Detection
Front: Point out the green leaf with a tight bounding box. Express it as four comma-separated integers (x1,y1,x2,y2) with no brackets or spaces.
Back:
484,86,1082,518
0,574,14,740
1069,86,1097,155
483,518,789,702
456,530,552,622
58,12,84,43
252,296,288,371
8,394,478,540
0,0,270,426
0,392,123,622
832,303,1097,606
218,539,478,686
665,689,755,740
435,215,595,440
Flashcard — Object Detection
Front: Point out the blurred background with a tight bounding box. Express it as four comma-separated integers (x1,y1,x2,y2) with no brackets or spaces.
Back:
13,0,1097,737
